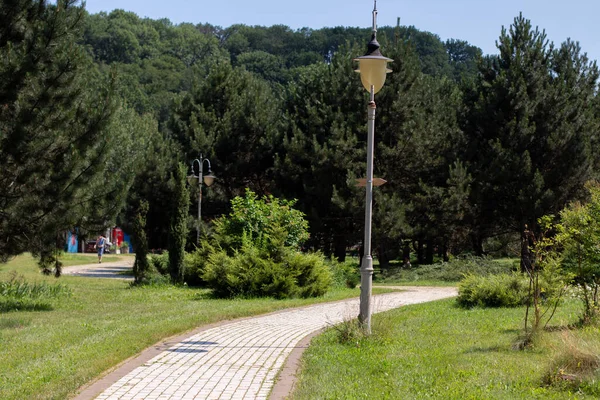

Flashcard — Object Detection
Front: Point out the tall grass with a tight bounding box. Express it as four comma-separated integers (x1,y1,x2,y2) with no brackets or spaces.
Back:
0,271,72,312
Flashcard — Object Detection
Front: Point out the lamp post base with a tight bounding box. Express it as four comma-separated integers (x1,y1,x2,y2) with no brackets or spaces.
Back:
359,254,374,334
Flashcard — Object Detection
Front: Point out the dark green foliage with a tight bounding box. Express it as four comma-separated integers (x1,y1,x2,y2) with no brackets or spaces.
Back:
120,128,177,251
0,0,117,262
169,60,282,205
202,238,331,299
148,251,169,276
445,39,482,82
374,38,470,262
0,1,150,273
12,5,594,266
276,45,366,259
461,14,600,250
168,163,189,284
457,273,529,308
183,244,211,286
131,200,150,284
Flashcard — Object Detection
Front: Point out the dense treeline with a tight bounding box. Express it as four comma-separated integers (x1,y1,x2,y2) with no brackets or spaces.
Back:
1,1,599,268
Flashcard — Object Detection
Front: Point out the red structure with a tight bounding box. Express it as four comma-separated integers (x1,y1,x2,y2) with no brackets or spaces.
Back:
112,227,124,247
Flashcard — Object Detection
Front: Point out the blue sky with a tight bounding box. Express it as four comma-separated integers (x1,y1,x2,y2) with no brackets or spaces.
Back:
84,0,600,62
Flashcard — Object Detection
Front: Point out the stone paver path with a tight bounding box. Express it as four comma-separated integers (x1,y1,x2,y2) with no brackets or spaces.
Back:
79,286,456,400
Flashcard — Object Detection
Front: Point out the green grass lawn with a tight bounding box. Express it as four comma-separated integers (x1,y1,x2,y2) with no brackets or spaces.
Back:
291,298,600,399
0,254,389,400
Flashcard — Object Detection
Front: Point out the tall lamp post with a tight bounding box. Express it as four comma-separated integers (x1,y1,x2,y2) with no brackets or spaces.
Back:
187,154,216,244
354,0,392,334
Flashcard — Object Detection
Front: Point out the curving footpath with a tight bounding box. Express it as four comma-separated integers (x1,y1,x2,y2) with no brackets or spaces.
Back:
74,286,456,400
62,258,135,279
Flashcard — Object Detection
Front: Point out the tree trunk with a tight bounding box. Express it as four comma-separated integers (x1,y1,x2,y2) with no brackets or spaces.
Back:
425,240,434,264
333,234,346,262
377,244,390,269
442,242,449,262
417,240,425,264
471,233,484,256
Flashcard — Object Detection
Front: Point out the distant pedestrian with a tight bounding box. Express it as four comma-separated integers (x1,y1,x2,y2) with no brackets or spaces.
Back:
96,234,106,263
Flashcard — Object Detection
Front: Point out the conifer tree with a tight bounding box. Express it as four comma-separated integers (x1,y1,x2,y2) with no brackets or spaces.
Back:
168,163,189,284
168,59,282,211
276,45,365,260
0,1,144,272
374,38,469,264
131,200,150,284
462,14,600,252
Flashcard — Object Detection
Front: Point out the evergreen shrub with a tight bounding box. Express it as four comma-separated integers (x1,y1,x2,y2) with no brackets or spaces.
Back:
201,190,332,298
183,244,211,286
202,240,331,299
148,252,169,276
457,273,529,308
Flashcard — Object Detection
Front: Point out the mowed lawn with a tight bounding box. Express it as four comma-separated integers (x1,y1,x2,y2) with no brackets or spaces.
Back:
0,254,374,399
291,297,600,399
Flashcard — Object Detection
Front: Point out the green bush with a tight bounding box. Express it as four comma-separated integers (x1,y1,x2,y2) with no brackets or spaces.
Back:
183,244,211,286
329,259,360,289
286,252,331,298
202,241,332,299
148,252,169,276
212,188,309,251
199,189,333,298
457,273,529,308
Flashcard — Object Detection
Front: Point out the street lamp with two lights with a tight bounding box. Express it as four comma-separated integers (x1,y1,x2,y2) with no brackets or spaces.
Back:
187,154,216,245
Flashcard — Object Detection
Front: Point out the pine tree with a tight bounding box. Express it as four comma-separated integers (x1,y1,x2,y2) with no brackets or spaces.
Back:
369,37,469,264
462,14,599,251
0,1,114,262
168,163,189,284
276,44,365,260
0,1,146,273
131,200,150,284
168,59,282,214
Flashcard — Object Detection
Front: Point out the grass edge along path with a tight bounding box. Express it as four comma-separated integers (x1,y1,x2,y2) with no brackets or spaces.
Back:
290,298,600,400
0,255,395,400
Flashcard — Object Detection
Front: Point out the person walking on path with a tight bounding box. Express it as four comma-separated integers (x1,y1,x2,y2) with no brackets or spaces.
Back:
96,234,106,263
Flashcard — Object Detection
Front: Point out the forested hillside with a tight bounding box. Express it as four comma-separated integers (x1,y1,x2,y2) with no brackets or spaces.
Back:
2,1,598,266
76,8,600,262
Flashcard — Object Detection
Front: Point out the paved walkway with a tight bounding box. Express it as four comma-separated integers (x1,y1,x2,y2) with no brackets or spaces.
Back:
62,258,134,279
74,286,457,400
